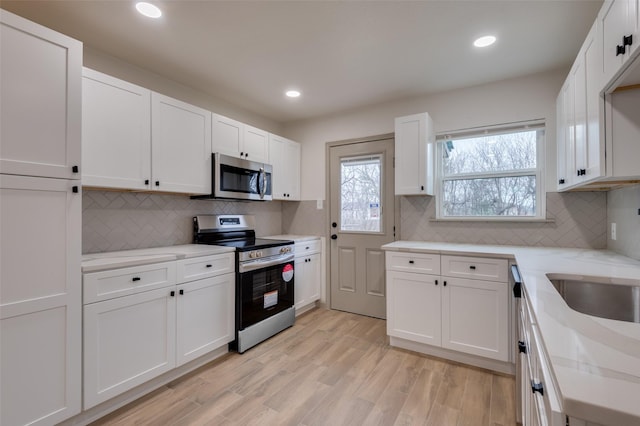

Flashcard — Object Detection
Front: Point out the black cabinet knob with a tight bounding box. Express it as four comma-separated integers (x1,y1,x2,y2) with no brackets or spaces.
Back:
145,179,150,185
155,181,160,186
469,265,476,270
245,153,248,158
435,280,438,286
331,234,337,240
179,289,184,295
617,44,626,56
518,341,527,354
132,277,141,282
170,290,175,297
72,186,79,193
531,381,544,396
409,260,414,264
623,34,633,47
421,185,424,191
72,165,79,173
558,178,565,184
443,281,447,287
206,264,212,268
240,152,244,156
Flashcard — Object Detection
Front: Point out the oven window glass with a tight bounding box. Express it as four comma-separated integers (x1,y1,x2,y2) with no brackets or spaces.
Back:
238,262,294,329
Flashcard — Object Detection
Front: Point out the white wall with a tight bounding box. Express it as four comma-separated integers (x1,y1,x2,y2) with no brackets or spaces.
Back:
284,68,567,201
84,47,283,135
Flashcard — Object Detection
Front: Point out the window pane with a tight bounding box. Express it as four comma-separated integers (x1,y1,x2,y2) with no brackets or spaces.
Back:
443,130,538,176
442,176,536,217
340,155,381,232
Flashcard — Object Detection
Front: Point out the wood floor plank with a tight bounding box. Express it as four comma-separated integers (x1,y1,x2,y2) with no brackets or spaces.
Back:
89,308,516,426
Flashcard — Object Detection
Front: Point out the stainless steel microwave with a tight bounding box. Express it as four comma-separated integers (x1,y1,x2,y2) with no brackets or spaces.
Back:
194,153,272,201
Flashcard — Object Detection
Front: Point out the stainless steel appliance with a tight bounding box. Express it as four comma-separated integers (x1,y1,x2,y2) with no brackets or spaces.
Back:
194,215,294,353
192,153,272,201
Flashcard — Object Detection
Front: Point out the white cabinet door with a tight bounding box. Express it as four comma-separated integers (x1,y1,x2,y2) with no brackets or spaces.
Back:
0,10,81,180
151,93,211,194
583,21,605,183
212,114,269,163
556,87,569,190
394,112,434,195
441,277,509,361
176,273,235,366
83,287,176,409
244,125,269,163
386,271,441,345
1,175,81,426
294,253,321,312
602,0,628,84
82,68,152,190
269,134,301,200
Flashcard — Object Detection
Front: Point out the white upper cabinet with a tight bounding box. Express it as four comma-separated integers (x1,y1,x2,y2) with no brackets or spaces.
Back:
81,69,211,195
0,10,82,180
212,114,269,163
601,0,640,86
82,68,151,190
268,133,301,200
394,112,435,195
151,93,212,194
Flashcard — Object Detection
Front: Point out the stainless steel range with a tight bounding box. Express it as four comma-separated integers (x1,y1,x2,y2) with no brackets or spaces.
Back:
193,215,295,353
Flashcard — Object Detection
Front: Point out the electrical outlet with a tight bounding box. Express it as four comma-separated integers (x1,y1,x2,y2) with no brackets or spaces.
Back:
611,222,617,240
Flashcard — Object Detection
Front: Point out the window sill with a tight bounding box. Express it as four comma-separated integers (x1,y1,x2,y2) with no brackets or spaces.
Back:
429,217,555,223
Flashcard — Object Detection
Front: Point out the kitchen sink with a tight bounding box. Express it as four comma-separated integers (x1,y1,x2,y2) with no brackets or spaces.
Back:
547,275,640,323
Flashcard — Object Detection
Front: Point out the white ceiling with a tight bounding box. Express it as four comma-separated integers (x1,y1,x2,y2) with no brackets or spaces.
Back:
2,1,603,123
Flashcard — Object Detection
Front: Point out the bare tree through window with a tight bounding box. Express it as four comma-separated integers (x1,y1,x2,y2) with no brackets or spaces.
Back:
341,155,382,232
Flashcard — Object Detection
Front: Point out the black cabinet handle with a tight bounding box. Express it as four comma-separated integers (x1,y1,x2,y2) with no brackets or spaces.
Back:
518,341,527,354
443,281,447,287
511,265,522,298
421,185,424,191
132,277,141,282
624,34,633,47
72,186,79,193
409,260,415,264
145,179,150,185
558,178,565,184
155,181,160,186
170,290,175,297
531,381,544,396
179,289,184,295
617,44,626,56
435,279,438,286
469,265,476,270
72,165,79,173
206,264,212,268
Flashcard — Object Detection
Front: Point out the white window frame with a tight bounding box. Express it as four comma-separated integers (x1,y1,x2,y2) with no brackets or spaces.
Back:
435,120,546,221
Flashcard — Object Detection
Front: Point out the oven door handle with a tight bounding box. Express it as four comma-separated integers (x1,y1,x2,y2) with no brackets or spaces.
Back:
239,253,295,273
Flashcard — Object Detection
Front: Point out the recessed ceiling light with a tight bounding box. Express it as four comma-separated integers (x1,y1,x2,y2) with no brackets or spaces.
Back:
474,35,496,48
285,90,301,98
136,2,162,19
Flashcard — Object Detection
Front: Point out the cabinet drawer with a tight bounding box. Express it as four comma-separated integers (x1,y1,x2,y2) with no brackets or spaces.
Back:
176,253,234,284
441,255,508,282
83,262,176,304
295,239,321,256
386,251,440,274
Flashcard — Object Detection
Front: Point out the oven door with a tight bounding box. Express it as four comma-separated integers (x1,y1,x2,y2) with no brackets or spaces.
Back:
237,254,294,330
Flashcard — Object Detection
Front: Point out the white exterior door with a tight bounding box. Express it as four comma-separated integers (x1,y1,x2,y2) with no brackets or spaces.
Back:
176,274,235,366
0,10,82,180
151,93,211,194
329,137,395,319
82,68,152,190
0,175,81,426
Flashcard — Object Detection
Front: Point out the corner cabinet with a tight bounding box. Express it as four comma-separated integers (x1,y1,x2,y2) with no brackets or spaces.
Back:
212,113,269,163
386,250,511,373
269,134,301,200
82,68,212,195
394,112,435,195
1,10,82,426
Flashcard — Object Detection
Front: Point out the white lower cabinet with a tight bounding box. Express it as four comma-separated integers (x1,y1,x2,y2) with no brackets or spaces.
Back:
83,252,234,409
176,273,234,366
293,239,322,314
83,287,177,408
386,251,510,369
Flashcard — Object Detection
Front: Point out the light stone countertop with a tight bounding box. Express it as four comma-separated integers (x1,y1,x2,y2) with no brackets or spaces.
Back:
81,244,235,273
382,241,640,426
263,234,320,243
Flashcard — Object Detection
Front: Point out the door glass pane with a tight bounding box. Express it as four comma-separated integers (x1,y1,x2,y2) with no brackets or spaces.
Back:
340,154,382,232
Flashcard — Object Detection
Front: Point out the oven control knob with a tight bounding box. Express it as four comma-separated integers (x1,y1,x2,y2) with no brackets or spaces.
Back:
257,250,263,258
249,251,257,259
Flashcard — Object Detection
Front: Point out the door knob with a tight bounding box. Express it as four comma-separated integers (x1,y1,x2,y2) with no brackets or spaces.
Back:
332,222,337,228
331,234,337,240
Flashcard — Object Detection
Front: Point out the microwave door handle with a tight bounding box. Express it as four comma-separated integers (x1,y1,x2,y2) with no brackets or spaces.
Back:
259,168,266,199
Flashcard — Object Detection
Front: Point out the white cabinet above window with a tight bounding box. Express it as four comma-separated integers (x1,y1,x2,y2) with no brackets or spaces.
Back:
394,112,435,196
212,113,269,163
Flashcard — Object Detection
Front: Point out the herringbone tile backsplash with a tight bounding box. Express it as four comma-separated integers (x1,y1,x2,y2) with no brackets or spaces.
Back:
400,192,607,248
82,190,283,254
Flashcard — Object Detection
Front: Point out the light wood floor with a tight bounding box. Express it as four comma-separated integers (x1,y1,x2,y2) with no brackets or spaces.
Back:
91,308,516,426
